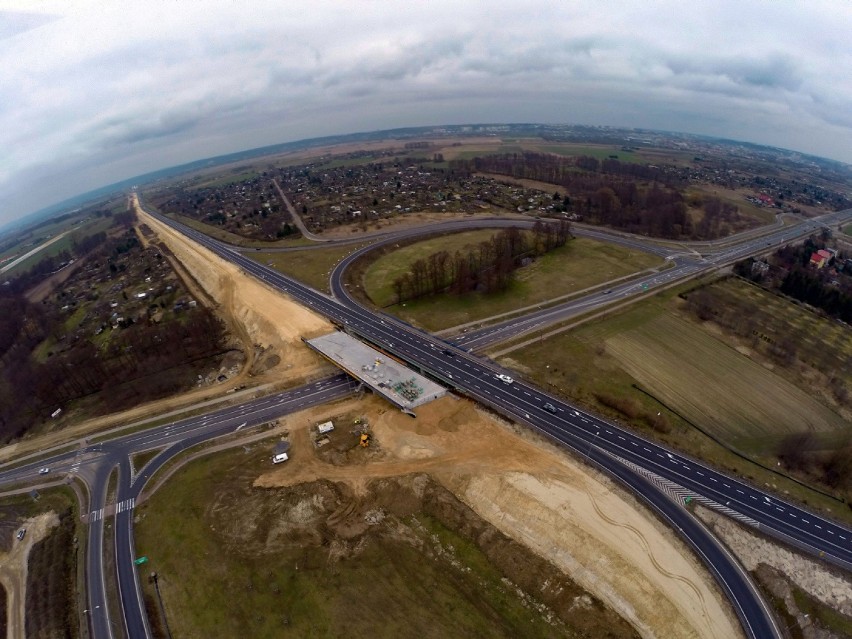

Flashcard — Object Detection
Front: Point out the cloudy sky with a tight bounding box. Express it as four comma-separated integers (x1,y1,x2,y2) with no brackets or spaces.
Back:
2,0,851,228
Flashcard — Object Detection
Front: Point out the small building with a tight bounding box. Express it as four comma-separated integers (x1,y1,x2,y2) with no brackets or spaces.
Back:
317,421,334,435
810,252,827,269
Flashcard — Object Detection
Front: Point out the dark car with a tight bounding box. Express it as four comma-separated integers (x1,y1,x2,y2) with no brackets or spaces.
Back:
442,349,455,357
543,403,557,414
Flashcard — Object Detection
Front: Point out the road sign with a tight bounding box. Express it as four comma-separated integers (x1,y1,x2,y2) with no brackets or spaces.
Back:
134,556,148,565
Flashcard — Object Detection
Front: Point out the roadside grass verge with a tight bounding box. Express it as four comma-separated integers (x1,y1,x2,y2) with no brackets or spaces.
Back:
364,234,663,331
131,448,164,476
495,281,852,524
256,243,369,293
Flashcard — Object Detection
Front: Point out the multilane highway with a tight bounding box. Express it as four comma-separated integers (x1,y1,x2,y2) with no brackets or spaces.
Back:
3,203,849,638
140,205,851,638
0,375,354,639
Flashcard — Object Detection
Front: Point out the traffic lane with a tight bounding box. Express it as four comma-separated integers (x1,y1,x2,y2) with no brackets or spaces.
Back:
479,378,852,566
0,449,80,485
113,375,349,451
113,459,150,639
153,209,852,563
86,462,118,639
124,379,354,487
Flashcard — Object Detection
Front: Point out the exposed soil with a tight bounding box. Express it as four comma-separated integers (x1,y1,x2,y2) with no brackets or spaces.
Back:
0,512,58,639
695,506,852,617
255,395,744,639
136,195,333,389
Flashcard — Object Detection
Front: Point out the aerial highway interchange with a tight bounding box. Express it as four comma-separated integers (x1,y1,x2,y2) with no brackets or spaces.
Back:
1,202,851,639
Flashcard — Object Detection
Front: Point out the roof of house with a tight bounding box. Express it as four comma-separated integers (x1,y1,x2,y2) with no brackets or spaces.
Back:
817,249,832,259
810,252,826,263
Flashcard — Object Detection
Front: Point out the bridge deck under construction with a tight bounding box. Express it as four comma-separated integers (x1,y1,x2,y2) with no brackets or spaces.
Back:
304,331,446,412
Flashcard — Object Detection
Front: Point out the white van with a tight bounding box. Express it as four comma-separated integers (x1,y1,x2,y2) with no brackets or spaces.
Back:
272,453,289,464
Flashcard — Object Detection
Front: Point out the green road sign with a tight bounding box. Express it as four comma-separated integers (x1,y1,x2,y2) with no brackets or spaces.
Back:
134,556,148,565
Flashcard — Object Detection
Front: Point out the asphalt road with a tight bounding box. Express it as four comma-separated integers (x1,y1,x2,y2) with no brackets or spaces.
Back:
143,207,852,638
0,374,354,639
2,204,849,638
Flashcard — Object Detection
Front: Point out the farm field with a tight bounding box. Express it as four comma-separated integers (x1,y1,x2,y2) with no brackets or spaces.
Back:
498,277,852,513
685,185,776,226
363,233,663,331
604,313,847,449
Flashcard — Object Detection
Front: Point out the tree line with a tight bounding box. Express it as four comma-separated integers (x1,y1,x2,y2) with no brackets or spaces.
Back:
456,152,745,240
391,221,571,304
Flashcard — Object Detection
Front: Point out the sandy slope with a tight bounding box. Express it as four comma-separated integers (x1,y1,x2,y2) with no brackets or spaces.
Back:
136,198,333,384
256,395,743,639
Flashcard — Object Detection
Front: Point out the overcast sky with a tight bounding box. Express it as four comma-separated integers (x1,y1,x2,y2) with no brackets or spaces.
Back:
2,0,851,228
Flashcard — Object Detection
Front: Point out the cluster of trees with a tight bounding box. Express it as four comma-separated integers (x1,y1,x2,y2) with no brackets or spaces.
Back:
391,222,571,304
780,268,852,323
736,238,852,323
778,433,851,492
0,294,227,441
458,152,746,240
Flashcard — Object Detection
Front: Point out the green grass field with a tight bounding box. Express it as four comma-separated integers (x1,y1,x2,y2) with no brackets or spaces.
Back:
257,242,370,293
134,446,627,639
364,233,663,330
537,144,640,163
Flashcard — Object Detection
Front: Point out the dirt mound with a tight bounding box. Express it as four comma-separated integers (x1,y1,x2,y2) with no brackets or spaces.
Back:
136,199,333,385
256,394,743,639
212,473,638,638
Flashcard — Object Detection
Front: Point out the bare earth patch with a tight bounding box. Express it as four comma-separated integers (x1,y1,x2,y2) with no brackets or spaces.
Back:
695,506,852,616
136,196,333,386
256,395,743,639
0,512,59,639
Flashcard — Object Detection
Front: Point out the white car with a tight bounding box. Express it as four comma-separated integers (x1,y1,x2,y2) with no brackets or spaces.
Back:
38,467,50,475
272,453,289,464
495,374,514,384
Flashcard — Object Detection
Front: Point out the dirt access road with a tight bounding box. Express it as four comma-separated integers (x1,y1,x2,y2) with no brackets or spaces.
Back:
0,512,58,639
258,395,743,639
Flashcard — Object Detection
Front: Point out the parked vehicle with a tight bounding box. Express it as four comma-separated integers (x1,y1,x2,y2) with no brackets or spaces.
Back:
272,453,289,464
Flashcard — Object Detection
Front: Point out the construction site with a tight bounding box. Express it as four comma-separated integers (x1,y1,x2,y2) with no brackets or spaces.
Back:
304,331,446,412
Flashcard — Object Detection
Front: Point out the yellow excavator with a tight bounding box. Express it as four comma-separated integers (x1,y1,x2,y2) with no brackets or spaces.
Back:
359,433,371,447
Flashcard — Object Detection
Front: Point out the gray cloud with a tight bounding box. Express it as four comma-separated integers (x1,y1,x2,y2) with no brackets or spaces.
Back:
1,0,851,228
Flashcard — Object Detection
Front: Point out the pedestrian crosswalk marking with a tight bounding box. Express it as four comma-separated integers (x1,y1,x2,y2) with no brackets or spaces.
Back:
84,498,135,523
